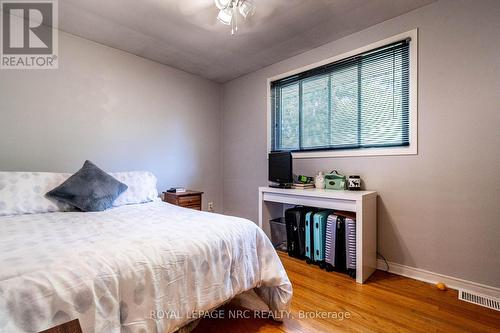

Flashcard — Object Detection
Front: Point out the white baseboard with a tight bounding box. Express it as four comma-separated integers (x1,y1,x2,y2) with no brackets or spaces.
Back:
377,259,500,299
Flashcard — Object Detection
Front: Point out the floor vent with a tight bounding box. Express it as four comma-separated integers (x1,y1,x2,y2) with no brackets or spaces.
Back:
458,290,500,311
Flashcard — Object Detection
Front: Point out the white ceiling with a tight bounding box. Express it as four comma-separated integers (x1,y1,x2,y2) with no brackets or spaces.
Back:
59,0,435,83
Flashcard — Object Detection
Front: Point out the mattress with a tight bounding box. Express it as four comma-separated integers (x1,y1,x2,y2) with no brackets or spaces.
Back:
0,202,292,333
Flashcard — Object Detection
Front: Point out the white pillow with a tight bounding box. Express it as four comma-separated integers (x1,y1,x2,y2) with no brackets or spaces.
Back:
111,171,159,206
0,172,73,216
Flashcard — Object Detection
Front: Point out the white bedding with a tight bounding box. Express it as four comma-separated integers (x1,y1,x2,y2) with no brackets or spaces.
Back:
0,202,292,333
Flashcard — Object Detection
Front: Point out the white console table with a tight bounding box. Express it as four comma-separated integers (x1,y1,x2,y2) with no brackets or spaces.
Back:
258,186,377,283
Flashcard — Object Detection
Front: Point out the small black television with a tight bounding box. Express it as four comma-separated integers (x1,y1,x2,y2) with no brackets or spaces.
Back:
268,151,293,188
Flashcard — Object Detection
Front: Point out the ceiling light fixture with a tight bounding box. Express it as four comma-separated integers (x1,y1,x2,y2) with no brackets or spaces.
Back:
215,0,255,35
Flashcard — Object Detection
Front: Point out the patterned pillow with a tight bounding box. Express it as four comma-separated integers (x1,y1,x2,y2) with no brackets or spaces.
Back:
111,171,159,206
46,160,128,212
0,172,73,216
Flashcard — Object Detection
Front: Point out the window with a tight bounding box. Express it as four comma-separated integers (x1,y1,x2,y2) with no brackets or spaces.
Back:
270,34,416,157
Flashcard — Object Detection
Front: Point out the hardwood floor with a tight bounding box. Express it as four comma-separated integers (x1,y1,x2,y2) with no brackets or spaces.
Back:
193,252,500,333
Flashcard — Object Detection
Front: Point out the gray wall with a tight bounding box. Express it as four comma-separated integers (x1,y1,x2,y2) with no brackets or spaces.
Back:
0,32,223,212
222,0,500,287
1,0,498,288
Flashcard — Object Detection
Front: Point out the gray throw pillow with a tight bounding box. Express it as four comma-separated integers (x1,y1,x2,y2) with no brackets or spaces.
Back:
46,160,128,212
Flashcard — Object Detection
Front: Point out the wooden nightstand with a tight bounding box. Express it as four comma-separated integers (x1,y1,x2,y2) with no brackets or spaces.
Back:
163,190,203,210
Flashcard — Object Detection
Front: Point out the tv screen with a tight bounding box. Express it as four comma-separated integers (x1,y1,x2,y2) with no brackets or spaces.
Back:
268,152,293,184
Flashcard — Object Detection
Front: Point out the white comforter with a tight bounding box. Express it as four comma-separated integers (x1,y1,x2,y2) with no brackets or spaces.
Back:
0,202,292,333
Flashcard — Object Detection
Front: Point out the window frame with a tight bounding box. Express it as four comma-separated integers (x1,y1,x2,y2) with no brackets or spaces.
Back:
266,29,418,159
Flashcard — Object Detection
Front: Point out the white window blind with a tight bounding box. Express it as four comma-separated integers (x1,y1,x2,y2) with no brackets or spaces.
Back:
271,39,410,152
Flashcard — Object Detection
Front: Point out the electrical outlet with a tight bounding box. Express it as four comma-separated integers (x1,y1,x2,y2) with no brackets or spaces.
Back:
208,202,214,212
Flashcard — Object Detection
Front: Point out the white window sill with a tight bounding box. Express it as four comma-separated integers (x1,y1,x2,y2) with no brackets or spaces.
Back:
290,145,417,159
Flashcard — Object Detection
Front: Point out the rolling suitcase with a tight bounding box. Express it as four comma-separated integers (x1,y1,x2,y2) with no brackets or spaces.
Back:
304,211,314,263
285,206,309,258
324,214,346,273
313,210,331,267
305,210,316,264
324,214,337,271
345,217,357,279
305,210,330,266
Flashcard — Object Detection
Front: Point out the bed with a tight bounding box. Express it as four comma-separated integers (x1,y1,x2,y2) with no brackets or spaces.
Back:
0,197,292,332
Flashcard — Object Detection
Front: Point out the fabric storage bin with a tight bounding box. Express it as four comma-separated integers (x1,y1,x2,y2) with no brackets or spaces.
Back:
270,217,287,251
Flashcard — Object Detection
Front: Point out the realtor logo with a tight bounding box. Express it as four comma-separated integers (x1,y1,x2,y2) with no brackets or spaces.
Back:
1,0,58,69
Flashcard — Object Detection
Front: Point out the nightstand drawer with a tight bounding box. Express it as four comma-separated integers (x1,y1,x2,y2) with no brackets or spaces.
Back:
178,196,201,206
163,190,203,211
183,204,201,210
